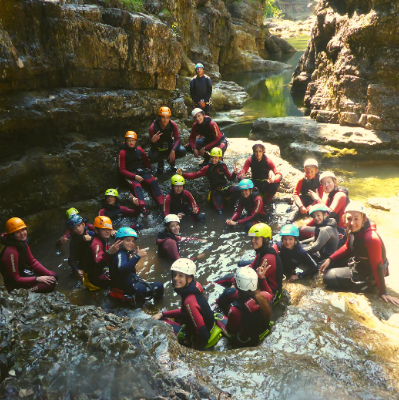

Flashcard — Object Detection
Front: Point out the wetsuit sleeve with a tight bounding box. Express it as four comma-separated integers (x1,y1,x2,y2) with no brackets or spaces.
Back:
115,251,140,275
139,147,153,171
120,206,138,217
184,190,199,212
99,209,105,216
205,76,212,103
163,194,171,217
293,178,304,208
149,122,157,141
1,247,36,287
26,246,55,276
237,197,263,225
62,229,72,240
226,306,241,334
161,238,181,261
366,231,387,295
239,158,251,180
90,241,111,268
231,202,244,221
163,308,182,319
303,228,332,254
268,159,282,183
317,184,324,199
259,277,273,298
329,237,351,261
190,77,199,103
171,121,181,151
203,121,222,151
182,166,208,180
87,223,95,231
248,255,258,270
118,149,137,180
317,192,346,216
222,164,237,181
184,294,210,349
189,124,198,149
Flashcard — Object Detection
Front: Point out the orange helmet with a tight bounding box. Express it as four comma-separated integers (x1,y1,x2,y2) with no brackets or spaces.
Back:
158,106,171,117
93,216,113,230
125,131,137,140
6,217,27,234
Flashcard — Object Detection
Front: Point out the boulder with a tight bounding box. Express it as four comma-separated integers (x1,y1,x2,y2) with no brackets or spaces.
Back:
367,197,399,212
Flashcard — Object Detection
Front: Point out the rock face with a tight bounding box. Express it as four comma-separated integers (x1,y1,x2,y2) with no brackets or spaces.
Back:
291,0,399,133
276,0,316,19
250,116,399,162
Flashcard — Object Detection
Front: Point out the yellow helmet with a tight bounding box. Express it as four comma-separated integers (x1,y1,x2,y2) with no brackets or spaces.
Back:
66,207,79,218
93,216,113,230
248,223,272,239
171,175,185,186
5,218,27,234
105,188,119,198
210,148,223,157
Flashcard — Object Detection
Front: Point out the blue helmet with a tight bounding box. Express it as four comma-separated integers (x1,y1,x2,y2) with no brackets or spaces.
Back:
309,204,330,217
280,224,299,238
115,227,138,240
68,214,84,228
195,63,204,71
238,179,254,190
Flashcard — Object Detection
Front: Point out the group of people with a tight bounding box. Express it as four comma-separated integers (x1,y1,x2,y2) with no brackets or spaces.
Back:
1,68,398,349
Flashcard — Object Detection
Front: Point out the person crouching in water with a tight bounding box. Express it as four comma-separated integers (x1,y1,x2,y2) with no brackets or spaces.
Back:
156,215,206,262
226,266,273,347
99,189,139,223
83,216,121,289
163,175,205,223
67,214,94,277
277,224,318,282
109,228,163,305
320,201,399,305
226,179,267,231
152,259,223,350
301,204,339,262
0,218,58,293
177,147,239,215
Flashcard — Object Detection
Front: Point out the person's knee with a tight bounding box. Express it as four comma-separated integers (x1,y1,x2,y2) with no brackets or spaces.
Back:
176,146,187,158
323,268,337,287
196,213,205,223
152,282,164,299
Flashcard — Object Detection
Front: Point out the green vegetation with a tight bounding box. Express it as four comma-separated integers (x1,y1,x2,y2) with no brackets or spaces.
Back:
264,0,281,18
119,0,145,12
161,8,171,17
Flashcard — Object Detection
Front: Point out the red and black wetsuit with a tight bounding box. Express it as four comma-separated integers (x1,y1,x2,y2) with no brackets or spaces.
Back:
99,203,138,222
226,278,273,347
239,155,282,203
83,235,112,288
287,174,323,223
118,143,163,207
162,280,215,350
0,233,58,293
156,231,200,262
163,189,200,218
324,219,389,295
182,162,238,211
186,117,227,157
230,188,267,230
68,226,94,275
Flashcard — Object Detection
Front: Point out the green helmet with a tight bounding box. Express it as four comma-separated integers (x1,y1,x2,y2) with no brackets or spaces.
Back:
171,175,185,186
210,148,223,157
105,188,119,198
248,223,272,239
66,207,79,218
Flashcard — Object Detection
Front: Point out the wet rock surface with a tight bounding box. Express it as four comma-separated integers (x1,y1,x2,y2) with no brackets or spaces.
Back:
291,0,399,132
250,116,399,163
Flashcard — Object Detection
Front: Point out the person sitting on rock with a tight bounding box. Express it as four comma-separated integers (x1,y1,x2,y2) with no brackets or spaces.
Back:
82,216,121,290
0,218,58,293
152,259,227,350
286,158,323,224
99,188,142,231
163,175,205,223
226,266,273,348
277,224,318,282
148,107,187,176
108,227,163,305
58,207,94,245
185,109,228,167
238,141,282,205
67,214,95,278
118,131,164,216
226,179,268,231
190,63,212,114
300,204,339,262
177,147,239,215
320,201,399,305
156,215,206,262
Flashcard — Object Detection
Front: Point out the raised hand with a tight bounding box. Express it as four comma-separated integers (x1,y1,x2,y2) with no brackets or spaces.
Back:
109,240,123,255
151,131,163,143
130,194,140,206
136,246,147,258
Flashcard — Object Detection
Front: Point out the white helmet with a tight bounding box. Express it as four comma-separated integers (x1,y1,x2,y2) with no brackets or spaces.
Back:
171,258,196,276
164,214,180,225
235,267,258,292
319,171,336,182
304,158,318,168
345,201,366,215
192,108,204,118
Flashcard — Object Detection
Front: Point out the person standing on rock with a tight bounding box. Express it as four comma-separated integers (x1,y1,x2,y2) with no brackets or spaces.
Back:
148,107,187,176
286,158,323,224
118,131,164,216
190,63,212,114
0,218,58,293
186,108,228,167
320,201,399,305
238,141,282,205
